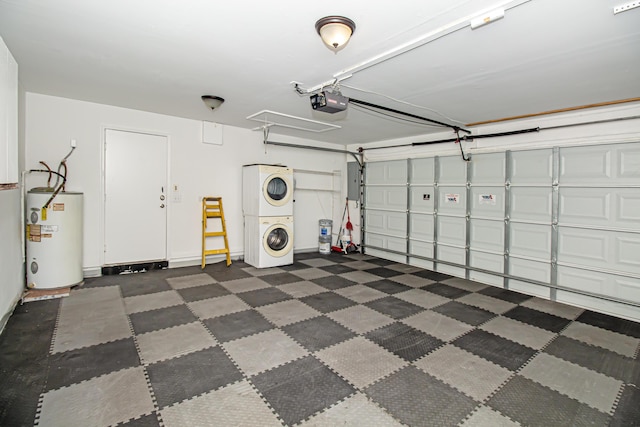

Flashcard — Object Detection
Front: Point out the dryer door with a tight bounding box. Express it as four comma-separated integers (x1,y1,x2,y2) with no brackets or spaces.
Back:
263,173,293,207
263,223,293,257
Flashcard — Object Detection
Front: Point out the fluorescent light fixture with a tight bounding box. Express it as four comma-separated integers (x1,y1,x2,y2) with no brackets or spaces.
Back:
470,8,505,29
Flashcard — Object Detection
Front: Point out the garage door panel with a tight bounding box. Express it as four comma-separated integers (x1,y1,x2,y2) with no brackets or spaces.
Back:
619,145,640,180
409,213,434,242
409,239,434,259
470,187,505,219
365,210,406,236
366,247,406,263
366,187,407,210
560,188,640,231
511,187,552,223
509,258,550,282
437,216,466,246
556,291,639,323
438,156,466,184
510,223,551,260
409,186,435,213
470,152,505,184
560,145,612,184
437,245,466,277
410,158,435,184
366,160,407,185
470,251,503,286
618,191,640,228
439,187,466,215
511,149,553,185
470,219,504,252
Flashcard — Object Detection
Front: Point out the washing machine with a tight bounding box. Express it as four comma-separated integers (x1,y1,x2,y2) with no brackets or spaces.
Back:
242,164,293,216
244,215,294,268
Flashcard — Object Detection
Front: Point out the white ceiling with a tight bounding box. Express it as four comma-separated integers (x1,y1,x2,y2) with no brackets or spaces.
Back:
1,0,639,145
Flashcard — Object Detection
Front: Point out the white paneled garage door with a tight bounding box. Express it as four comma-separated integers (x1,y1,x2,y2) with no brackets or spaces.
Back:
363,142,640,321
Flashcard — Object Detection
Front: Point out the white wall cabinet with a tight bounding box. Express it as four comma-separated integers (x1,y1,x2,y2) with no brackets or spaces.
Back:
0,36,18,184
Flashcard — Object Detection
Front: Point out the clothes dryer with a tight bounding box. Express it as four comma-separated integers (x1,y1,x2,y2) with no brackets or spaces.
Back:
242,165,293,216
244,215,294,268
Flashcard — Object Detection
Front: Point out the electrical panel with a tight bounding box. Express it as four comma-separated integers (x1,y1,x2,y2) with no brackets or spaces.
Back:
347,162,360,201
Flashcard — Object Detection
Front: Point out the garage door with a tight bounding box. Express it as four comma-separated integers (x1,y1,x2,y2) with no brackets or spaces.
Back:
362,141,640,320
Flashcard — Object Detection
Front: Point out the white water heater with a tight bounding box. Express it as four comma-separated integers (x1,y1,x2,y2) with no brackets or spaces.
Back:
26,189,84,289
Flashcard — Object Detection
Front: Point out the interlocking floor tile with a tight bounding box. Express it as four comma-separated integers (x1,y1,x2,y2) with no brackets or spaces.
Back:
311,275,358,290
241,266,284,277
203,310,274,343
392,289,450,309
188,294,251,320
480,316,557,350
453,329,536,371
327,305,395,334
368,258,398,267
299,258,336,268
289,267,333,281
503,305,571,333
422,283,470,299
562,321,640,358
365,366,477,427
365,267,404,278
365,296,425,320
320,263,357,275
440,277,488,292
259,271,304,286
38,366,154,427
300,291,358,313
410,269,453,282
334,284,388,303
160,380,282,427
520,353,623,413
386,263,423,274
223,329,308,376
279,261,313,271
120,412,161,426
487,375,611,427
218,276,271,293
457,292,517,314
137,322,217,364
120,278,172,297
236,287,292,307
478,286,533,304
129,304,198,335
364,279,412,295
432,301,496,326
124,290,183,315
389,273,435,288
299,392,404,427
366,322,444,362
256,299,321,326
341,260,379,270
46,337,140,391
251,355,355,425
460,405,520,427
315,337,407,388
339,270,381,283
402,310,474,342
611,385,640,426
520,297,584,320
415,344,512,401
277,280,327,298
544,336,640,386
576,310,640,339
283,316,356,352
147,346,243,408
165,273,215,290
202,265,252,282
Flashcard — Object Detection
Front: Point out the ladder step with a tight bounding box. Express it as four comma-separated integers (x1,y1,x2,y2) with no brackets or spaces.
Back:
204,231,227,237
205,213,222,218
204,249,229,256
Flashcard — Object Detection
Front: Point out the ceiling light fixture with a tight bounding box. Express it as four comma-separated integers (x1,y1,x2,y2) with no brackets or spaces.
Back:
315,16,356,53
201,95,225,110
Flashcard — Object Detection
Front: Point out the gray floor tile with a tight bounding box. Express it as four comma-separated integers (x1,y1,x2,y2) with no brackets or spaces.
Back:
366,322,444,362
283,316,356,352
289,267,333,281
299,258,336,268
259,271,304,286
440,277,488,292
334,284,388,303
300,291,358,313
277,280,327,298
327,305,395,334
241,266,285,277
218,276,271,293
299,393,404,427
562,321,640,358
433,300,496,326
365,279,412,295
187,294,251,319
236,287,292,307
460,405,520,427
480,316,557,350
389,273,435,288
120,278,172,297
365,366,477,427
422,283,470,299
320,263,357,275
165,273,215,290
611,385,640,426
479,286,533,304
129,304,197,334
394,289,450,309
410,269,453,282
366,267,404,278
365,296,425,320
457,293,517,314
339,270,381,283
312,275,358,290
124,290,183,315
504,305,571,332
203,310,274,343
521,297,584,320
137,322,217,364
576,310,640,339
402,310,474,342
256,299,321,326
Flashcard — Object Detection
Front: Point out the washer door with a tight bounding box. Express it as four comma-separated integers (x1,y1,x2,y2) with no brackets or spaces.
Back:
263,223,293,257
262,173,292,207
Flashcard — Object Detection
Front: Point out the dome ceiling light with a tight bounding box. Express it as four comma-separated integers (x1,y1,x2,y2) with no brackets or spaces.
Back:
315,16,356,53
201,95,225,110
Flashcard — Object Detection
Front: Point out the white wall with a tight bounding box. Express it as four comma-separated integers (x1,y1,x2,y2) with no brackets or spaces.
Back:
0,189,23,331
25,93,346,274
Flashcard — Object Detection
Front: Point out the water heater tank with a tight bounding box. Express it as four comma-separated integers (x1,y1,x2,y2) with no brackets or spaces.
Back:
26,189,84,289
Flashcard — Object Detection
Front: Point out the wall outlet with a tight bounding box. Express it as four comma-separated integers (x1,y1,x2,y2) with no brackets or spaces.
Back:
70,139,77,148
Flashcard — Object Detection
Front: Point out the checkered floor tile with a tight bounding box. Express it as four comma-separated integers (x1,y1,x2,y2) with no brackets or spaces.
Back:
1,252,639,427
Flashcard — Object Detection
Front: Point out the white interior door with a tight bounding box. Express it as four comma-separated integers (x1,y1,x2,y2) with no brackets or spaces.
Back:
104,129,168,265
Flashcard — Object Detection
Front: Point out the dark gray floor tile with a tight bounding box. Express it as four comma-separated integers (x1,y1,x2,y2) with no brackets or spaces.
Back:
544,336,640,385
129,304,198,335
204,265,252,282
147,346,243,408
251,355,355,425
279,261,313,271
576,311,640,339
283,316,356,351
422,283,470,299
203,310,274,342
365,365,477,426
119,412,161,427
320,264,357,275
504,306,571,332
236,287,292,307
365,267,403,278
366,322,444,361
120,277,172,298
478,286,533,304
365,296,425,319
433,301,496,326
311,275,357,290
364,279,412,294
367,258,398,267
610,385,640,427
300,292,357,313
177,283,230,303
259,272,303,286
46,337,140,391
487,375,611,427
410,269,453,282
453,329,536,371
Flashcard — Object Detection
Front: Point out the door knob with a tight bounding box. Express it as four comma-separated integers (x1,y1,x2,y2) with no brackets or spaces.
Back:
160,195,165,200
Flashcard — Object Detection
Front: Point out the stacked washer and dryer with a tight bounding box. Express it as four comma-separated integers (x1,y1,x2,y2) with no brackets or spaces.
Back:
242,165,294,268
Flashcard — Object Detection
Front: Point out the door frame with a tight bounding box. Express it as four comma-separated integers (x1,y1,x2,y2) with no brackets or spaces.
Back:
101,126,171,267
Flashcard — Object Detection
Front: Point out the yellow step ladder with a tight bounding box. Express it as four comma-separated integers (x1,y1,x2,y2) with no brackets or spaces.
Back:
201,197,231,268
